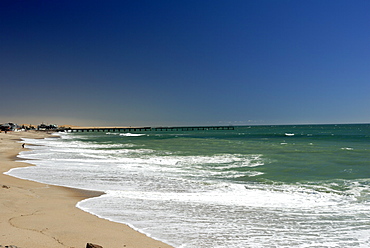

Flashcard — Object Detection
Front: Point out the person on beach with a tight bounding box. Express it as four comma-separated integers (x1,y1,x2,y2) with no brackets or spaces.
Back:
22,143,25,148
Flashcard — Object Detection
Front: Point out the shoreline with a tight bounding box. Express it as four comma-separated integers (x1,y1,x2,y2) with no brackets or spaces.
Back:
0,131,174,248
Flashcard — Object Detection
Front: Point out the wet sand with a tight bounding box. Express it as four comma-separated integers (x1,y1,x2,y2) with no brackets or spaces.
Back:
0,131,173,248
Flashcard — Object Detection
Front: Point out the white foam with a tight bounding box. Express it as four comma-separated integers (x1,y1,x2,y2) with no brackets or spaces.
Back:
9,133,370,248
341,147,354,150
106,132,146,137
76,179,369,248
104,181,349,209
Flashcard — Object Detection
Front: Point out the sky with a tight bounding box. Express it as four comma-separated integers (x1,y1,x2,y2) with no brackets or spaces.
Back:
1,0,369,127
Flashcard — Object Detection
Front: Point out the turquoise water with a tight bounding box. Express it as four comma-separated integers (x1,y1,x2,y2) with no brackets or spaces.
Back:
8,124,370,247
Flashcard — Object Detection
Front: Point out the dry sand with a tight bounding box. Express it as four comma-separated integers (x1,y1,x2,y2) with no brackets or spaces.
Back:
0,131,174,248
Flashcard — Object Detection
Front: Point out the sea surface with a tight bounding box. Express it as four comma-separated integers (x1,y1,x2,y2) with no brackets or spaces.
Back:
6,124,370,248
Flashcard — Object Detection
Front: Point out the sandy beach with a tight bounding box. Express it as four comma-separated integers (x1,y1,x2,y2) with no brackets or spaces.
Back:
0,131,173,248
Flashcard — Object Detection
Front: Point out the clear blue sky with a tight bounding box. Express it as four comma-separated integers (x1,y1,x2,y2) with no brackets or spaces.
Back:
1,0,369,126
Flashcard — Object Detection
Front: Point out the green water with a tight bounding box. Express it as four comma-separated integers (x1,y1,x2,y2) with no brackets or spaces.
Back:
75,123,370,186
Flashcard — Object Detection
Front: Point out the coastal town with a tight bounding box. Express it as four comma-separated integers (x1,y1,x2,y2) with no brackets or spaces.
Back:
0,122,61,132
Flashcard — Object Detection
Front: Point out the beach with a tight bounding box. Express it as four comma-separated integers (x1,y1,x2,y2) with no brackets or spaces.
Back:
0,131,173,248
2,125,370,247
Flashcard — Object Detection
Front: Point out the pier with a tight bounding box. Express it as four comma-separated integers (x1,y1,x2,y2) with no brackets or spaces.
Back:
66,126,234,133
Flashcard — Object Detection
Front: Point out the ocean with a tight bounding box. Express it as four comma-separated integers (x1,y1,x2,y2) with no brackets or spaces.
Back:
6,124,370,248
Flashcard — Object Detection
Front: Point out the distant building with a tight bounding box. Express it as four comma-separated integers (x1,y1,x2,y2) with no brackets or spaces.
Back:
37,123,58,130
0,122,20,131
